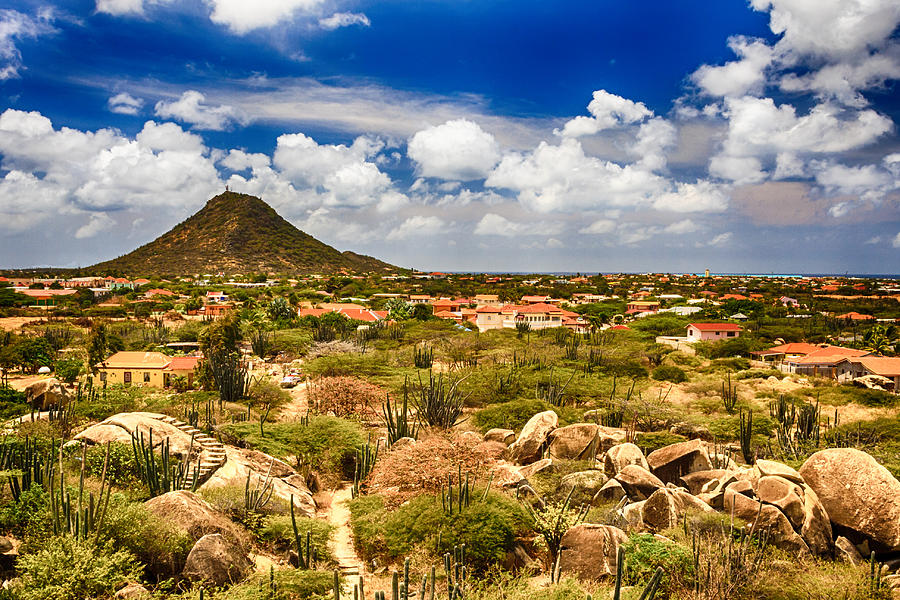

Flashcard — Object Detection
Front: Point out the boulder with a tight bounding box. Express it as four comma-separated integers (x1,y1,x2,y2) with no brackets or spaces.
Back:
144,491,246,545
835,536,864,565
603,443,649,476
647,439,713,485
491,462,527,488
596,426,628,452
558,524,628,580
518,458,554,479
615,465,664,501
182,533,252,587
558,471,609,506
115,583,150,599
76,412,200,461
548,423,599,460
594,479,627,504
756,476,805,529
201,446,317,518
799,448,900,550
459,431,483,444
755,459,805,485
622,501,646,530
506,411,558,465
484,428,516,445
23,378,70,409
723,488,809,554
643,488,713,531
679,470,730,495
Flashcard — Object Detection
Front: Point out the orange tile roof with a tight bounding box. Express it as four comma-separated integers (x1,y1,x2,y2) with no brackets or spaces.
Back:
847,357,900,377
166,356,200,371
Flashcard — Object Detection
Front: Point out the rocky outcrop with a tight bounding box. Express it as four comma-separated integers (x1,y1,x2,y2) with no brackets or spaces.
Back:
647,439,712,485
613,465,664,501
557,471,608,506
506,411,557,465
603,443,648,476
201,446,317,518
548,424,598,460
799,448,900,551
144,491,246,545
23,378,70,409
642,487,713,531
557,524,628,580
484,429,516,445
182,533,252,587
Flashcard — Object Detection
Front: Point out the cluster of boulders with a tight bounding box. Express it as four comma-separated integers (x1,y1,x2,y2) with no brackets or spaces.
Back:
485,410,900,591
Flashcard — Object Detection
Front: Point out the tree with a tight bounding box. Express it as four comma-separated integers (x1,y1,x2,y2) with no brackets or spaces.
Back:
0,284,24,308
10,337,54,374
55,357,83,384
411,303,432,320
384,297,411,320
87,322,109,373
199,313,241,356
266,297,295,323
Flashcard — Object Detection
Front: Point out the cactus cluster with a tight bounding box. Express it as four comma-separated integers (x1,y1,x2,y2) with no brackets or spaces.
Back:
383,389,419,446
130,429,199,497
352,440,380,499
414,344,434,369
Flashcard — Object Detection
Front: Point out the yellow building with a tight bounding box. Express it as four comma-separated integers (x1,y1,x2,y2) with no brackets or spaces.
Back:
95,351,194,388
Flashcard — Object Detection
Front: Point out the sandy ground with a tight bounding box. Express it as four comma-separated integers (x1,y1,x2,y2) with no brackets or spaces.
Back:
326,483,366,577
0,317,47,332
278,380,310,421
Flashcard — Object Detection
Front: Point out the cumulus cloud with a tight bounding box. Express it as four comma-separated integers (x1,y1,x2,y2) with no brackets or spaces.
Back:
652,180,729,213
664,219,700,234
559,89,652,137
95,0,146,15
486,138,668,212
154,90,245,130
0,9,55,80
894,232,900,248
408,119,500,180
386,215,446,240
75,212,115,239
319,12,370,30
579,219,616,235
473,213,562,237
692,36,774,98
108,92,143,115
206,0,325,34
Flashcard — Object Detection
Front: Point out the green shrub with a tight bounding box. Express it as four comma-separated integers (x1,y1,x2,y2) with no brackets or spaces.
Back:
651,365,687,383
257,514,333,560
221,416,364,484
472,399,556,433
0,484,51,542
349,491,530,572
634,431,687,454
53,358,83,384
99,495,193,577
735,368,783,380
220,569,335,600
622,533,694,598
85,442,138,487
16,536,141,600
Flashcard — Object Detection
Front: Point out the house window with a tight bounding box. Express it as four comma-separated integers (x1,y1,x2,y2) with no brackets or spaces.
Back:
727,332,736,337
124,372,131,384
143,372,151,383
99,372,107,382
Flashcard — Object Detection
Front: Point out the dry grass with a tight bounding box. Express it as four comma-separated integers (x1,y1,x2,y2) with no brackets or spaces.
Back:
366,431,506,507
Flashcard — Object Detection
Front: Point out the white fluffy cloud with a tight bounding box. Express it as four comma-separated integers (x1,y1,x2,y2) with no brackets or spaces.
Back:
559,89,652,137
652,180,729,213
319,12,370,30
893,232,900,248
692,36,774,97
486,138,668,212
154,90,244,130
473,213,562,237
95,0,145,15
108,92,143,115
664,219,700,234
408,119,500,181
386,215,446,240
579,219,616,235
0,9,55,80
75,212,116,239
206,0,325,34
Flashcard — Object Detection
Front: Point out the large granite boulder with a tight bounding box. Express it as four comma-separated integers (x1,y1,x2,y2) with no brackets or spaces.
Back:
642,487,713,531
484,429,516,445
724,486,810,554
144,491,246,545
603,443,648,476
557,470,609,506
75,412,200,460
614,465,664,501
201,447,317,518
557,524,628,580
647,439,712,485
24,378,70,409
548,423,598,460
506,411,558,465
799,448,900,551
182,534,252,587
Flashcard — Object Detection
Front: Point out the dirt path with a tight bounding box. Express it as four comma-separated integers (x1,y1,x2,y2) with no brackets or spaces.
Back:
277,379,310,422
327,483,366,582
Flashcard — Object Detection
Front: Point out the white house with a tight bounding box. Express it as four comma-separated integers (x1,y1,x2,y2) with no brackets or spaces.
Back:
686,323,742,342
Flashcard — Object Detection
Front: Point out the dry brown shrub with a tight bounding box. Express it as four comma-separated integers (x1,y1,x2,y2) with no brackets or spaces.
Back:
366,431,507,507
309,375,383,418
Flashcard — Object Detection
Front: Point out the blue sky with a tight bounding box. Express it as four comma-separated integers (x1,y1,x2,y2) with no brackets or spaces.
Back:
0,0,898,273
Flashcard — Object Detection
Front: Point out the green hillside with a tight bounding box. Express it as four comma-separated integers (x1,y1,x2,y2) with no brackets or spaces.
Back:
89,192,397,276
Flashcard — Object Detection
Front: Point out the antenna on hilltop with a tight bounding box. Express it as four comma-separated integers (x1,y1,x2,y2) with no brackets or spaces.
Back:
225,184,230,192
